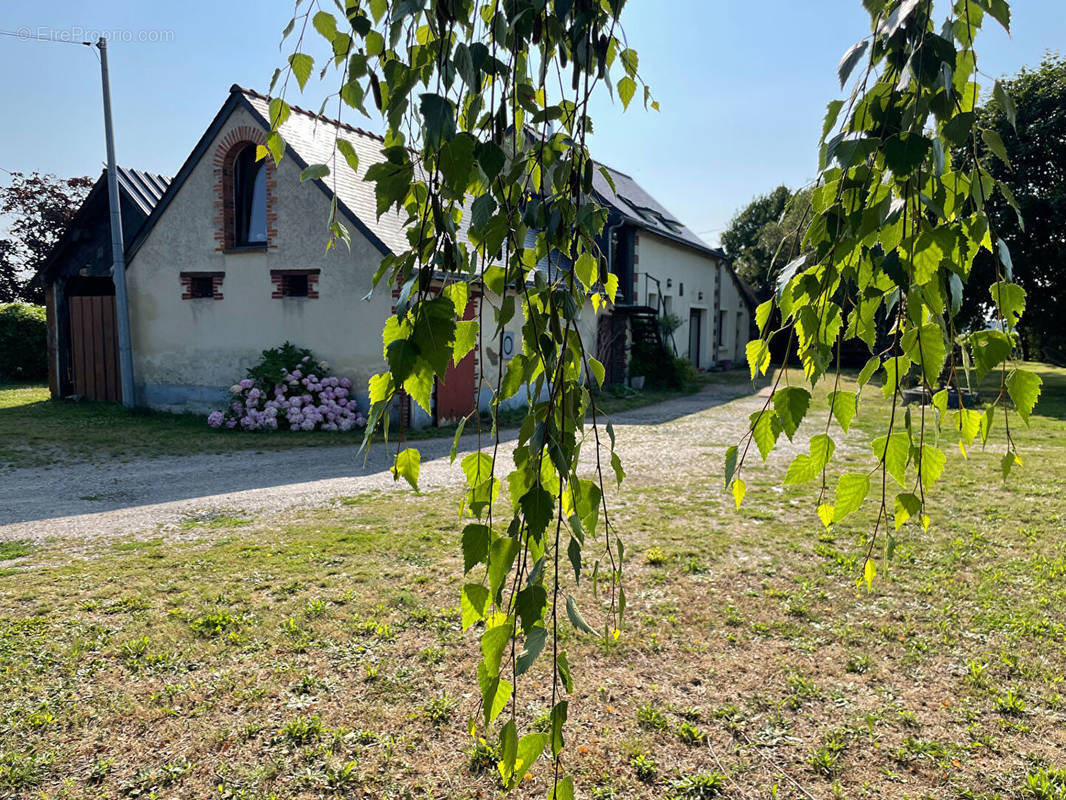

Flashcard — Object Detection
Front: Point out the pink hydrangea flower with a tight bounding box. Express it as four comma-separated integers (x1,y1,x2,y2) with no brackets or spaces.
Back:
208,410,224,428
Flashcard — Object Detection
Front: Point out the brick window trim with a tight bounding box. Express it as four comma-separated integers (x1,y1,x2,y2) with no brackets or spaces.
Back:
271,269,320,299
180,271,225,300
213,125,278,253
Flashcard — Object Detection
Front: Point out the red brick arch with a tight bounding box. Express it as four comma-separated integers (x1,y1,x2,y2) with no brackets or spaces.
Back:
212,125,278,251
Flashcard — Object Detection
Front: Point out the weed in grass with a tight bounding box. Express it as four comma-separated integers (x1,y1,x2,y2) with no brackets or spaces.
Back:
845,653,871,674
0,540,32,560
994,689,1026,716
87,758,112,785
810,746,840,777
467,738,498,774
629,752,658,784
784,671,820,709
966,659,989,687
422,693,457,727
667,771,727,799
322,760,359,792
636,702,669,732
1024,768,1066,800
304,598,329,618
676,721,706,745
281,714,324,745
189,611,249,638
723,605,743,627
418,645,445,664
645,546,667,566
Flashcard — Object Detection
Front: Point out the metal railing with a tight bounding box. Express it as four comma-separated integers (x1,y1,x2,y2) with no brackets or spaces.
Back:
635,272,678,356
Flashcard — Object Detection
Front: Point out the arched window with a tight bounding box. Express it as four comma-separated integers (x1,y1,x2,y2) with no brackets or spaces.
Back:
232,145,267,246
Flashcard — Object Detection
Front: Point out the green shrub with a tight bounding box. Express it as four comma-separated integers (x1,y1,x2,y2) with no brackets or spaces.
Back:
0,303,47,381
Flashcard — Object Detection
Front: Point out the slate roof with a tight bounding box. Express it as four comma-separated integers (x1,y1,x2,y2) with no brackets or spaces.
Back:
592,164,726,259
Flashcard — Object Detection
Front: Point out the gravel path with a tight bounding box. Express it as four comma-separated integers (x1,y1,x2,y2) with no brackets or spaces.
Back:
0,378,769,543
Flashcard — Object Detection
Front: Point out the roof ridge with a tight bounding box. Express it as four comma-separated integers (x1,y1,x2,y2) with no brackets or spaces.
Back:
231,84,385,144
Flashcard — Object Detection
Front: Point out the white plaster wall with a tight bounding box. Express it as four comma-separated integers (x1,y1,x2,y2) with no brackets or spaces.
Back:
633,230,718,369
126,107,395,413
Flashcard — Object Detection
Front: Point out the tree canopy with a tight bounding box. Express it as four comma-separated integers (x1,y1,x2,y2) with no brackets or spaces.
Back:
956,54,1066,363
0,172,92,304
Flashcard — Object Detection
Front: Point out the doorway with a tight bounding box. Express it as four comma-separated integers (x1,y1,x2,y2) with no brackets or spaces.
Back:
688,308,703,367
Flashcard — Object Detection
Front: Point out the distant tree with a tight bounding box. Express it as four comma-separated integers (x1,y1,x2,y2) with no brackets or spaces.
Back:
0,172,93,304
721,185,811,301
957,55,1066,363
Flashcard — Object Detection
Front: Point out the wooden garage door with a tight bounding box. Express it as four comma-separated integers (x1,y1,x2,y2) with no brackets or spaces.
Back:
69,295,121,403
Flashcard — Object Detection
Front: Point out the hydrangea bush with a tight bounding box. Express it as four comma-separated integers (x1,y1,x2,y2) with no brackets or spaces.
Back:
207,342,365,432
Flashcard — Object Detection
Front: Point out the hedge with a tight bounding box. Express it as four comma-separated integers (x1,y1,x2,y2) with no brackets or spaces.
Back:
0,303,47,381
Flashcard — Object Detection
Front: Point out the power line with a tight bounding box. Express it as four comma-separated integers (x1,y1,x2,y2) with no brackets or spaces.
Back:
0,28,92,46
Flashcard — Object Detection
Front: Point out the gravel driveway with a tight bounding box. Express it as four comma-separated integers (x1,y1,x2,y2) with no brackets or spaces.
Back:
0,378,769,543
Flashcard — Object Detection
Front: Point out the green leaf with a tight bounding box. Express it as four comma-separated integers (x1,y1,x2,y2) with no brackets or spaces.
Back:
871,432,911,485
834,473,869,522
288,53,314,91
487,537,518,601
901,324,947,387
828,391,857,433
391,447,421,491
515,626,546,676
268,97,290,128
480,617,514,678
300,164,330,183
515,584,547,634
784,434,835,484
462,524,490,574
419,93,456,149
755,300,773,333
745,339,771,380
772,387,812,441
1006,369,1042,424
620,47,639,76
723,445,738,488
548,776,575,800
453,319,478,363
956,407,982,447
449,414,468,465
993,80,1017,130
565,595,596,635
549,701,568,758
894,493,922,529
1001,450,1021,480
574,252,598,290
335,139,360,174
982,128,1010,166
749,410,782,461
884,133,931,176
461,583,490,631
477,663,512,725
520,485,554,542
918,444,947,490
857,356,880,388
617,76,636,110
881,355,912,398
587,357,606,389
989,281,1025,329
969,330,1013,379
506,732,549,787
817,504,835,529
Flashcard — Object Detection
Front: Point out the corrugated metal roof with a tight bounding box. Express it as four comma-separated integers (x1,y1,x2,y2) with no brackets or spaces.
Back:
116,167,171,217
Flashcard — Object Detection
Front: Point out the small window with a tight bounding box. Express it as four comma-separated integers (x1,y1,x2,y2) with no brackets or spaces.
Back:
271,270,319,299
181,272,223,301
282,273,308,297
233,145,267,246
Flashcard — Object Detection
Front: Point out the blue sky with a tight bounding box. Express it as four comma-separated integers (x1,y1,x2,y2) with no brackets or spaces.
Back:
0,1,1062,246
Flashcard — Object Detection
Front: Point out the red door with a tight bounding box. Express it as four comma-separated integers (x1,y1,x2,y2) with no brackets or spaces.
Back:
435,299,478,425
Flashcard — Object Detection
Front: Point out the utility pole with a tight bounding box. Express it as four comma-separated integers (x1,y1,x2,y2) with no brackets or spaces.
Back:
98,36,135,408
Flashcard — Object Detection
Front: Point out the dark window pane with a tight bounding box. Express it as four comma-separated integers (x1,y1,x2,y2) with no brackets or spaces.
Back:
190,276,214,298
283,273,309,297
233,145,267,246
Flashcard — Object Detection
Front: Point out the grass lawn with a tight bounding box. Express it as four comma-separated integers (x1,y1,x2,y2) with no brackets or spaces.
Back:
0,372,726,471
1,365,1065,799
